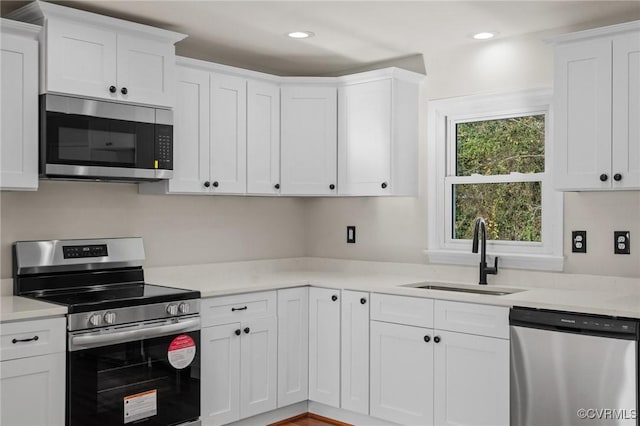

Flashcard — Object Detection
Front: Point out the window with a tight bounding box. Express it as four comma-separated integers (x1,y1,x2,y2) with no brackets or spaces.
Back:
427,89,563,271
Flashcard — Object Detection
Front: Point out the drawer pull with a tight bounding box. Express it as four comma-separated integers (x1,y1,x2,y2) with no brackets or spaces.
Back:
231,306,248,312
12,336,39,344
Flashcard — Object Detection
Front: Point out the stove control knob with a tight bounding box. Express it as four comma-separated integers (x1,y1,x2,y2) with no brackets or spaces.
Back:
166,304,179,316
178,303,190,314
104,311,116,324
88,314,102,327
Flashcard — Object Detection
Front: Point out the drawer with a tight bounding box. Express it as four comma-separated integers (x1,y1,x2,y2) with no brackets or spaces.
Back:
202,291,277,327
435,300,509,339
0,317,66,361
370,293,434,328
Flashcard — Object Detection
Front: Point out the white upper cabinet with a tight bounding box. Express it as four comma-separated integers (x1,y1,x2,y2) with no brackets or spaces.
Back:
210,73,247,194
0,19,39,191
8,1,185,108
281,85,338,195
247,80,281,195
553,22,640,190
338,70,421,196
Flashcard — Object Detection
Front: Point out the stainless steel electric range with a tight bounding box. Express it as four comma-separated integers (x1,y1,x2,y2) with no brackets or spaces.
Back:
13,237,201,426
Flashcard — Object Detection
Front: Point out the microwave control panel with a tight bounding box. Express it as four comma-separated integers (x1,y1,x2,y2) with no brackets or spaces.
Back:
156,125,173,170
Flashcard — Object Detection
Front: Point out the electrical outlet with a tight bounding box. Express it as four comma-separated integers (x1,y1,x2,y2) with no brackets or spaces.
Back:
347,226,356,244
571,231,587,253
614,231,630,254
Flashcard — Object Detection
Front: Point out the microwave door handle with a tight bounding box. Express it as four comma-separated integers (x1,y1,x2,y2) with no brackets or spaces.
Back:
69,317,200,351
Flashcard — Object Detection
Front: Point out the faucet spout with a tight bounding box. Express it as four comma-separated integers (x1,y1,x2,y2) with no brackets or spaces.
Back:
471,217,498,285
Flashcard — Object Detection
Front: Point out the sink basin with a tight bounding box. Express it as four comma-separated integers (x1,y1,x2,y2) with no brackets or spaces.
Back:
405,283,524,296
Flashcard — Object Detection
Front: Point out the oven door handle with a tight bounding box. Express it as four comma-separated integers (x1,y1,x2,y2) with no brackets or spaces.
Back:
69,317,200,351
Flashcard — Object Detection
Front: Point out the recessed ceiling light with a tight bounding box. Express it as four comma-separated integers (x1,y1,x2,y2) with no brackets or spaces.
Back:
472,32,497,40
287,31,315,39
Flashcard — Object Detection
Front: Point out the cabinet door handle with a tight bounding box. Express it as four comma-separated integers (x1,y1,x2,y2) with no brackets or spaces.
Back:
423,335,430,343
243,327,250,334
203,181,211,188
12,336,39,344
381,182,388,189
360,297,367,304
231,306,248,312
212,181,219,188
614,173,622,182
600,173,608,182
120,87,128,95
109,85,117,93
434,336,441,343
331,295,338,302
235,329,241,336
329,184,335,190
274,183,280,190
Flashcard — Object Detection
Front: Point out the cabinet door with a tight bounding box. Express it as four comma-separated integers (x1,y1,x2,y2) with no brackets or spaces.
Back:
370,321,434,425
338,79,392,195
247,80,281,194
1,32,38,190
308,287,341,407
46,20,117,100
281,86,337,195
210,73,247,194
168,65,210,193
433,331,509,426
116,34,175,107
0,352,65,426
612,32,640,189
240,316,278,418
277,288,309,407
554,38,613,190
201,323,241,425
340,290,370,415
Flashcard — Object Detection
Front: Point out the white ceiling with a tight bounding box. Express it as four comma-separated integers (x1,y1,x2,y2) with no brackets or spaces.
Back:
2,1,640,75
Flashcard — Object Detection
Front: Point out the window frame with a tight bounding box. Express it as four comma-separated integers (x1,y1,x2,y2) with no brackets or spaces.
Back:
426,89,564,271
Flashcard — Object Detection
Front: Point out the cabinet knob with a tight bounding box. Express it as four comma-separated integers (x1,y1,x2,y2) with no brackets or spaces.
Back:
360,297,367,305
244,327,250,334
331,295,338,302
329,184,335,190
381,182,388,189
423,335,431,343
614,173,622,182
600,173,608,182
434,336,441,343
204,181,210,188
235,329,241,336
120,87,128,95
274,183,280,190
109,85,117,93
213,181,219,188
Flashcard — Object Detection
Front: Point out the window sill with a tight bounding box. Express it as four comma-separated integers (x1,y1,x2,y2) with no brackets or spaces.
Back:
424,249,564,272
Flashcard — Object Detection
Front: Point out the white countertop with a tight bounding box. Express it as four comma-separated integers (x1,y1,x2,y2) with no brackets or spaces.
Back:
0,296,67,323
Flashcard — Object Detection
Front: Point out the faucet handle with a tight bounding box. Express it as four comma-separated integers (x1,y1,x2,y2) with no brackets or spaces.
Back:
486,256,499,275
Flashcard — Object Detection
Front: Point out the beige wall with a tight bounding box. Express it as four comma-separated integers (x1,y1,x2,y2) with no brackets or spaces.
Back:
305,31,640,278
0,181,307,278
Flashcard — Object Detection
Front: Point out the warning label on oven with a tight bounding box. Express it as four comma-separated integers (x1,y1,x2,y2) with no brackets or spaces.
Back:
168,334,196,369
124,389,157,424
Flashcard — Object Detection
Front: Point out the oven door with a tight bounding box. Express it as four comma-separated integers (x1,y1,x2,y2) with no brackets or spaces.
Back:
68,317,200,426
42,94,172,181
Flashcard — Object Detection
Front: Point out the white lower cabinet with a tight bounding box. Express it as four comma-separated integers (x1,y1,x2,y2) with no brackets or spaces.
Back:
340,290,370,415
308,287,341,407
277,288,309,407
201,293,277,426
0,317,66,426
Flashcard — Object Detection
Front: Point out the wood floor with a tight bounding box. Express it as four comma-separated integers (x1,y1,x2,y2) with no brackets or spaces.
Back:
268,413,352,426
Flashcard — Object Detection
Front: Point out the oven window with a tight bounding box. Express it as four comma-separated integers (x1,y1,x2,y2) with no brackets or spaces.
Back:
46,112,155,168
67,331,200,426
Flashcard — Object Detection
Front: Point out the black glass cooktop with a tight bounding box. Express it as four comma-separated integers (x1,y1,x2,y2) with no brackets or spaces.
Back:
34,283,199,313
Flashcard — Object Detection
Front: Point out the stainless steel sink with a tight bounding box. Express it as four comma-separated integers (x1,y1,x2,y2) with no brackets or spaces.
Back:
406,283,524,296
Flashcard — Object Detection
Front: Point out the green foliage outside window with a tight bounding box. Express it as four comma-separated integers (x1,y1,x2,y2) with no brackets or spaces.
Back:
453,115,545,241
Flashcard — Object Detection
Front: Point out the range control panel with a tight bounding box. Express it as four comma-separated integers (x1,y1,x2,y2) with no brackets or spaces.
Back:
63,244,108,259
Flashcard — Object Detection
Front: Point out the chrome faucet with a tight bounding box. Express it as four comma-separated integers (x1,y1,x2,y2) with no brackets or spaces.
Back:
472,217,498,285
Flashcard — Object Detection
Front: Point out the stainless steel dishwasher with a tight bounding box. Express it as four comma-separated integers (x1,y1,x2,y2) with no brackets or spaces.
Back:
510,307,638,426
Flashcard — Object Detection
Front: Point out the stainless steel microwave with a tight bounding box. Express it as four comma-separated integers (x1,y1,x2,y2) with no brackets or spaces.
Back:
40,94,173,182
